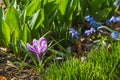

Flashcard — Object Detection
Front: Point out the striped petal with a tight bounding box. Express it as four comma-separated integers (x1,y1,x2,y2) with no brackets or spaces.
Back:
27,43,36,53
39,37,47,52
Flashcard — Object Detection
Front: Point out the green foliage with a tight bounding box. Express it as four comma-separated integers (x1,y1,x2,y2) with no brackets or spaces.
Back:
2,21,10,46
0,0,119,58
43,41,120,80
0,6,3,45
73,0,117,24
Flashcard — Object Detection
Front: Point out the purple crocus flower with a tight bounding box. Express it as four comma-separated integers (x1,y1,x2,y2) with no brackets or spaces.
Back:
27,37,47,59
84,28,96,36
111,31,119,39
69,28,79,39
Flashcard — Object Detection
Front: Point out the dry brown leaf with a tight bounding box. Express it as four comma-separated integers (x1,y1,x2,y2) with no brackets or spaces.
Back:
0,76,7,80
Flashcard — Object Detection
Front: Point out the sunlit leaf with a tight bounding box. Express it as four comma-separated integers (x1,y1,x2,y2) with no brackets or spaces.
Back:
26,0,40,16
20,23,28,44
29,9,44,30
0,6,3,43
2,21,10,46
5,7,20,33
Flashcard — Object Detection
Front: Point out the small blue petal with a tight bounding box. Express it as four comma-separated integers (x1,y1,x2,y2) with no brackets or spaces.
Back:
116,16,120,22
85,15,91,21
69,28,79,39
111,31,119,39
90,28,96,32
114,2,119,6
84,28,96,36
85,30,91,36
106,20,111,24
90,22,97,28
114,0,120,6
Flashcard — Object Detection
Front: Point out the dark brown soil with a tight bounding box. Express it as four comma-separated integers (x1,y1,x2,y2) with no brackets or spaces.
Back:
0,48,41,80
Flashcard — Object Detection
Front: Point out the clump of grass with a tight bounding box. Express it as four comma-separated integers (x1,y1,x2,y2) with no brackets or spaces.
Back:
42,41,120,80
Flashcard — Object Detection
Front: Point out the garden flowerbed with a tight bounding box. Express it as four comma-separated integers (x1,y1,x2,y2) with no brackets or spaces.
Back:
1,0,120,80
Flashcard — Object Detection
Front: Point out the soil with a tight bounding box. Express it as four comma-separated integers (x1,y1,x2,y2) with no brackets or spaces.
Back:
0,48,41,80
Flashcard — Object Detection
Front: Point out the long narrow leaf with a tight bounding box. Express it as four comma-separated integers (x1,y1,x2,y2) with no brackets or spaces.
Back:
0,6,3,43
2,21,10,46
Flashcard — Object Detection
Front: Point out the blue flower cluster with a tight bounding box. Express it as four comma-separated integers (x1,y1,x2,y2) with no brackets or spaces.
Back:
85,15,120,39
114,0,120,6
84,15,100,36
69,14,120,39
106,16,120,24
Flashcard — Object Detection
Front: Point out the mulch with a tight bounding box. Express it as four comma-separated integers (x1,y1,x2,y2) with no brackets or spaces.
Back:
0,48,41,80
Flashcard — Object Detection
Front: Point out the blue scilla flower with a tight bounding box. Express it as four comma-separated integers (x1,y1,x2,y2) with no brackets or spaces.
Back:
106,16,120,24
90,21,98,28
111,31,119,39
116,16,120,21
85,15,94,22
110,16,118,22
114,0,120,6
69,28,79,39
84,28,96,36
106,19,111,24
85,15,100,28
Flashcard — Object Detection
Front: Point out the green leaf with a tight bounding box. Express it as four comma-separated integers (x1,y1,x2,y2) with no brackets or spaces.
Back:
0,6,3,43
29,9,44,30
20,40,37,66
20,23,28,45
5,7,20,33
44,1,58,24
90,0,106,16
48,49,66,56
59,0,68,15
2,21,10,46
29,10,40,30
26,0,40,16
95,8,112,21
58,0,76,24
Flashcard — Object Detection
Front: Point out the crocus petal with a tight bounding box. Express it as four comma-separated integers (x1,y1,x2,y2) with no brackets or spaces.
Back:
33,39,38,45
39,37,47,52
40,46,47,53
39,37,47,47
27,43,36,53
33,42,40,54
